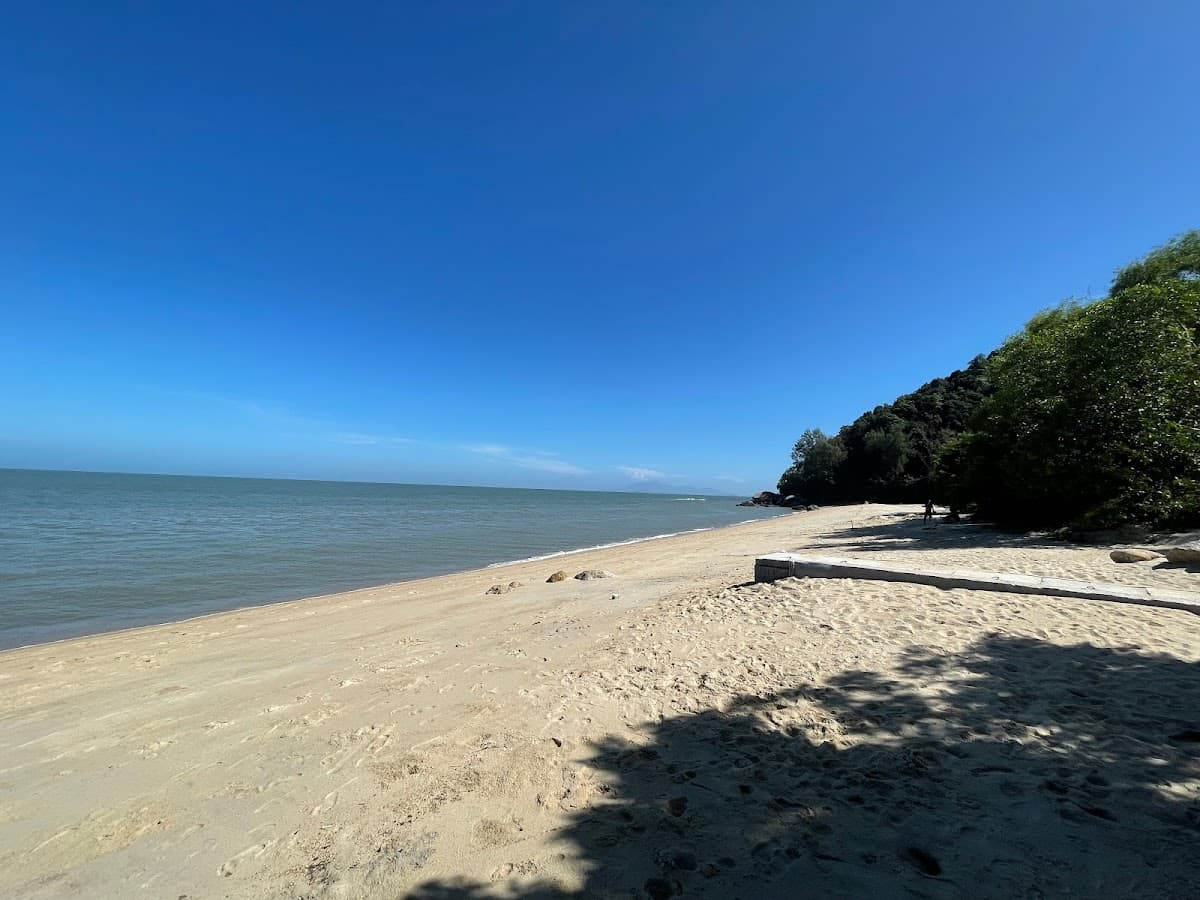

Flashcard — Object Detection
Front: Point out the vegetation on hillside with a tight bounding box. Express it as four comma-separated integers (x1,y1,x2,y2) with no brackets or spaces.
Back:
778,356,992,504
779,231,1200,530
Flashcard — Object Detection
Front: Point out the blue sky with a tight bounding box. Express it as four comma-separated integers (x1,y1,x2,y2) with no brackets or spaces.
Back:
2,2,1197,494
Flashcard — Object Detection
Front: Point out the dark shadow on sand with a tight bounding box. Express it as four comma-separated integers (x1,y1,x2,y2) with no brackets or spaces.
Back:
1153,560,1200,576
813,511,1069,556
408,634,1200,899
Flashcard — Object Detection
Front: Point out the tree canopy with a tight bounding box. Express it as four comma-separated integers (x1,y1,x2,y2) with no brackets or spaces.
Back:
1111,230,1200,294
945,279,1200,528
778,356,991,504
780,230,1200,530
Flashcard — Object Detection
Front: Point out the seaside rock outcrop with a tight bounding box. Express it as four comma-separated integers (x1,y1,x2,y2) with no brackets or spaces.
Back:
739,490,802,508
1110,548,1164,563
546,570,568,583
574,570,615,580
485,581,523,595
1164,541,1200,564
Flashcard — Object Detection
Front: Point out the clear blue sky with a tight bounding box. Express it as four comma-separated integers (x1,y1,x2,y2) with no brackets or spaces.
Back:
2,2,1197,493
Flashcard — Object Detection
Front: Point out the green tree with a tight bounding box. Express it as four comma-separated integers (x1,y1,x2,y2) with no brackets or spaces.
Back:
779,428,846,503
962,279,1200,528
786,231,1200,528
778,357,992,505
1111,230,1200,293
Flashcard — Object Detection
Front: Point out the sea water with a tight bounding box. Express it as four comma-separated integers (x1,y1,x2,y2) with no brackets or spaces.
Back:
0,469,781,650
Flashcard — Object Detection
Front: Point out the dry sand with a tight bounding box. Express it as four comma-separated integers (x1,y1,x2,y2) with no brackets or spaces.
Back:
2,505,1198,898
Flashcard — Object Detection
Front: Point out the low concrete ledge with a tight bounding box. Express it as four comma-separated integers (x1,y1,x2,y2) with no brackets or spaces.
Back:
754,554,1200,615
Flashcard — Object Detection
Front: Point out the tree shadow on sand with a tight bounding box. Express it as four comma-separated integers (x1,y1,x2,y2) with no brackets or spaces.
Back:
813,511,1070,556
409,634,1200,899
813,512,1200,578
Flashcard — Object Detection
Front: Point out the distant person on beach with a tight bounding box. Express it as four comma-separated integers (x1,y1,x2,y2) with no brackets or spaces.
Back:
923,499,934,523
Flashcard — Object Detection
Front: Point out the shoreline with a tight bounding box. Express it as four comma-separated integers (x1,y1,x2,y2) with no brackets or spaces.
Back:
483,513,785,567
0,510,789,656
2,504,1197,898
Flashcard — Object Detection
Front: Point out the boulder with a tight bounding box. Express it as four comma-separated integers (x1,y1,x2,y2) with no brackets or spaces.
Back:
546,570,568,583
1110,548,1164,563
574,569,615,580
1164,541,1200,564
740,490,787,508
751,490,780,504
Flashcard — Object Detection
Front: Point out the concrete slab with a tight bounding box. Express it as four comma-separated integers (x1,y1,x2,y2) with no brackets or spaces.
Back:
754,553,1200,615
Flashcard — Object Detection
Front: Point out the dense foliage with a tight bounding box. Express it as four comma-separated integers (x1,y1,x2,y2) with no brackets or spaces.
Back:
1110,230,1200,294
778,356,992,504
780,231,1200,529
942,280,1200,528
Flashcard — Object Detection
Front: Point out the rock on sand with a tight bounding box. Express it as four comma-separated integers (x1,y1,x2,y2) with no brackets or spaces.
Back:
1164,541,1200,564
1110,548,1164,563
485,581,522,595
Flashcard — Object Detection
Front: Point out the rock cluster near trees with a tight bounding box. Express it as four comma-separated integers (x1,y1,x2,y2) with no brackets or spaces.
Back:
737,491,817,510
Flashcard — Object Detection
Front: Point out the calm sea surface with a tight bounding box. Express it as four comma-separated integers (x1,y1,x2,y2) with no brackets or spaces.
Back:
0,469,780,650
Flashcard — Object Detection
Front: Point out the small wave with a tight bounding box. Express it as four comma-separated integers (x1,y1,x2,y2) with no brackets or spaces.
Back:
484,516,784,569
670,497,707,501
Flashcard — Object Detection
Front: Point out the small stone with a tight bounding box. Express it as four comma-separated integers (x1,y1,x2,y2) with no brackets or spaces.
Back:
485,581,523,595
666,796,688,817
546,571,568,583
574,569,616,580
1109,548,1164,563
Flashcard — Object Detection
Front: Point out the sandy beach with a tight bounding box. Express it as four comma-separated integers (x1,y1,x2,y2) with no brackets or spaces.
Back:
2,504,1198,898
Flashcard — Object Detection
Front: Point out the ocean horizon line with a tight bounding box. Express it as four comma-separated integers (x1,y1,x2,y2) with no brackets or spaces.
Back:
0,465,749,499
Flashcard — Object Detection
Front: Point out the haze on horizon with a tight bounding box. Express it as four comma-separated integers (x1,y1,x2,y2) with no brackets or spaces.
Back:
2,2,1198,494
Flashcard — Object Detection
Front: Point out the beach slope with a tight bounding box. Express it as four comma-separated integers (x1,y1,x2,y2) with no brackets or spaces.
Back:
2,505,1198,898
